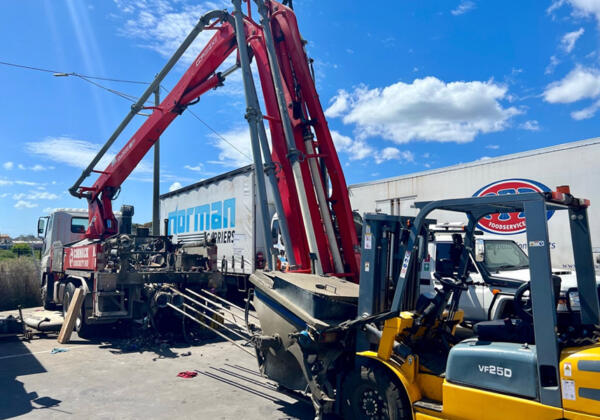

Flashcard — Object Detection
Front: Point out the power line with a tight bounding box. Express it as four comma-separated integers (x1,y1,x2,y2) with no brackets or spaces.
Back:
0,60,150,85
187,108,253,162
160,86,252,162
2,59,251,163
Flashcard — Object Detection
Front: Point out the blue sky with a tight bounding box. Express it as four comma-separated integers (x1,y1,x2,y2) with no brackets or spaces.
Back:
1,0,600,236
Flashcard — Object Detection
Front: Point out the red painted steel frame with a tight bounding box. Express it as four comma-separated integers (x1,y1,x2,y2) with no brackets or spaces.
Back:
80,1,360,281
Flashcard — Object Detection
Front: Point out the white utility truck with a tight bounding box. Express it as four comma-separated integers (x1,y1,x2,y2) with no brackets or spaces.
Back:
420,224,592,323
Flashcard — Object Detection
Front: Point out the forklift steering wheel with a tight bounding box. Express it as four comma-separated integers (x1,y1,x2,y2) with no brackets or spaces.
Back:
513,282,534,323
433,272,466,290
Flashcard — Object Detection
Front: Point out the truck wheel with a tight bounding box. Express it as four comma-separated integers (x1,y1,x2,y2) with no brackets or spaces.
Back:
341,361,410,420
62,283,93,338
41,278,56,310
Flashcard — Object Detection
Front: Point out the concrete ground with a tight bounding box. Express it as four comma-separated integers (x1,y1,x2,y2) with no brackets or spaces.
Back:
0,307,313,420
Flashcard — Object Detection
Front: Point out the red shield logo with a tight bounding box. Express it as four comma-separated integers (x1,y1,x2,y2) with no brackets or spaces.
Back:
473,179,554,235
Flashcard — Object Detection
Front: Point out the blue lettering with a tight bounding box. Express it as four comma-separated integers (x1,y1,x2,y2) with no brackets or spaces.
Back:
177,209,186,234
166,198,236,233
223,198,235,228
168,210,178,234
211,201,222,229
186,208,194,232
194,205,210,231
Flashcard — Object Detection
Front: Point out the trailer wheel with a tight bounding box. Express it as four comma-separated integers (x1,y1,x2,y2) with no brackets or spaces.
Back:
341,361,410,420
62,283,93,338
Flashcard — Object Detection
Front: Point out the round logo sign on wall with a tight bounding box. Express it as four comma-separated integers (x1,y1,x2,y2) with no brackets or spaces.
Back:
472,178,554,235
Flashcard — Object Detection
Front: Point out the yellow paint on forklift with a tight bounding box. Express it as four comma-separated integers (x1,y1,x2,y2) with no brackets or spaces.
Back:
377,313,414,360
441,381,563,420
560,344,600,418
415,413,445,420
417,373,444,402
356,351,422,404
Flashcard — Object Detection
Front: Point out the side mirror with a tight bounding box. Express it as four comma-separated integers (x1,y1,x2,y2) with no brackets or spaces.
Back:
475,238,485,262
37,218,46,237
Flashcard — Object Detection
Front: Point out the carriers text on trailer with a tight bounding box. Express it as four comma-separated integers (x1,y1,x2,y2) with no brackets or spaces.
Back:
349,137,600,273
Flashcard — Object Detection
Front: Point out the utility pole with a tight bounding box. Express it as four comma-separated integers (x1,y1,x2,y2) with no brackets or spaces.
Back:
152,86,160,235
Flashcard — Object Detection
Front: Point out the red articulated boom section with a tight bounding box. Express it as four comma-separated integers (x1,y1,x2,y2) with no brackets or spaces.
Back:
262,2,361,280
83,20,238,239
75,1,360,281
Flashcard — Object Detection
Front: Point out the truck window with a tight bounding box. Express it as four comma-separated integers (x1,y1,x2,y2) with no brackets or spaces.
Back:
484,240,529,272
71,217,89,234
435,242,477,273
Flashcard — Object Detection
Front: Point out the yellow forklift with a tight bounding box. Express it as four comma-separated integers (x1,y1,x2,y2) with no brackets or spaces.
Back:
250,187,600,419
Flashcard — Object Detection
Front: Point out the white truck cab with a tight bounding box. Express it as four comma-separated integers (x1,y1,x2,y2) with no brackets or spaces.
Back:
420,224,598,323
38,209,89,270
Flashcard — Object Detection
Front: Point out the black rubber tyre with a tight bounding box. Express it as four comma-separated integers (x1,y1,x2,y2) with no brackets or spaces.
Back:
62,283,93,338
341,361,410,420
41,278,56,310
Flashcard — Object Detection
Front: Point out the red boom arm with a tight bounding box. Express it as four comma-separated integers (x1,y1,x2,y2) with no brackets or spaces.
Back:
80,1,360,281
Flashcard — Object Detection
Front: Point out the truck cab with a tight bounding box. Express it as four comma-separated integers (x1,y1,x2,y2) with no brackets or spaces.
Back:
421,223,600,323
37,209,89,308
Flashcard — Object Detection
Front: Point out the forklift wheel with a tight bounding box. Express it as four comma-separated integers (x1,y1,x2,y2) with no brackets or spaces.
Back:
341,361,410,420
62,283,94,338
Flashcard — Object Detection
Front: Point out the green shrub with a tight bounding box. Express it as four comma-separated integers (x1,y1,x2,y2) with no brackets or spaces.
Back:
0,250,16,261
0,257,41,311
12,243,32,257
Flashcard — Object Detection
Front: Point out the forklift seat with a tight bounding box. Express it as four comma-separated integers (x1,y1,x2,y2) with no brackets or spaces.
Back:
473,318,535,344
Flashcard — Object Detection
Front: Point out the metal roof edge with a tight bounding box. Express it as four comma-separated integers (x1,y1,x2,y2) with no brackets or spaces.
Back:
349,137,600,189
159,164,254,199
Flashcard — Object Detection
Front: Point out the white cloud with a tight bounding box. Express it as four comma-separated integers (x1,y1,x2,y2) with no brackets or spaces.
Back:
561,28,584,53
545,55,560,75
12,191,60,201
209,127,254,168
325,91,351,118
519,120,541,131
115,0,230,66
184,163,205,172
0,179,40,187
571,99,600,119
26,136,151,174
3,162,13,170
0,193,9,198
549,0,600,25
544,65,600,103
331,130,374,161
14,200,38,209
486,144,500,150
374,147,415,164
327,77,520,144
169,181,182,192
331,131,414,164
451,1,475,16
17,164,25,170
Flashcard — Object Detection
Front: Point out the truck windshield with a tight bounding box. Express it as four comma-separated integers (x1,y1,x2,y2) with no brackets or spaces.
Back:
484,240,529,272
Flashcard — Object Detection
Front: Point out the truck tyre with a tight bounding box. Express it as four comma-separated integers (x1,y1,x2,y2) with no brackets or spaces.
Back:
62,283,93,338
41,276,56,310
341,361,410,420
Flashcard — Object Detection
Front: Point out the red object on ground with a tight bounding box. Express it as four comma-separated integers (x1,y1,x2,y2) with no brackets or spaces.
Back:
177,371,198,379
